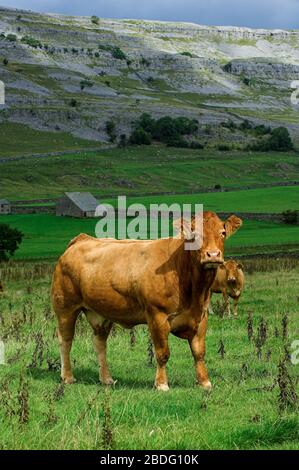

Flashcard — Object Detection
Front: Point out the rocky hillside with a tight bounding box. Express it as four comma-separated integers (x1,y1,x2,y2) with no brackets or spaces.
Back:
0,6,298,145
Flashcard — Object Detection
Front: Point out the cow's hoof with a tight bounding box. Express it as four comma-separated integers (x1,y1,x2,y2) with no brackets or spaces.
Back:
156,383,170,392
62,376,76,384
102,378,117,386
200,380,212,392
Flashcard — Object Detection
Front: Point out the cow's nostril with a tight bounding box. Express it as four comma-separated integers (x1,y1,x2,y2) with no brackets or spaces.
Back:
207,250,221,258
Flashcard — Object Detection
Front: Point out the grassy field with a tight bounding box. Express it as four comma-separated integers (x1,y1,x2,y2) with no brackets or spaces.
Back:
1,214,299,260
0,145,298,200
106,185,299,214
0,123,103,158
0,261,298,450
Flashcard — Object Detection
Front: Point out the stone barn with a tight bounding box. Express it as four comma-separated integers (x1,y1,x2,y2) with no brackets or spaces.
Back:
56,192,99,218
0,199,11,215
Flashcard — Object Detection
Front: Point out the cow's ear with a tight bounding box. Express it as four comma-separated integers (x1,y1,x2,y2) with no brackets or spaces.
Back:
237,262,244,271
219,264,226,270
173,218,193,240
224,215,242,239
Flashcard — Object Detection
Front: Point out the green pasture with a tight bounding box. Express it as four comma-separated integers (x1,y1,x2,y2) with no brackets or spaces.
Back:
0,141,298,200
0,263,298,449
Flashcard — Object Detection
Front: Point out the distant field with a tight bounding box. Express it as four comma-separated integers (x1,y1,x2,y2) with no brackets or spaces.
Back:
1,214,299,260
105,185,299,214
0,145,298,200
0,122,102,158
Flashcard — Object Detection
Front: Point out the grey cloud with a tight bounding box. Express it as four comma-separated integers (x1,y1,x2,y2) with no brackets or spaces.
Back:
2,0,299,28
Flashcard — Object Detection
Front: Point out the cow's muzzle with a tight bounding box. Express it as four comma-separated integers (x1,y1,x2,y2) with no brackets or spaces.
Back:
202,250,224,268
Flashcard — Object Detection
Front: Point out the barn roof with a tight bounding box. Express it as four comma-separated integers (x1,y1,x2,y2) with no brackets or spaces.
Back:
65,192,99,212
0,199,10,204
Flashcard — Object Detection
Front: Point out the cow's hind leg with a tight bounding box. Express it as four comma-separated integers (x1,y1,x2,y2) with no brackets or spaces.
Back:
57,309,79,384
85,311,114,385
188,312,211,391
147,311,170,391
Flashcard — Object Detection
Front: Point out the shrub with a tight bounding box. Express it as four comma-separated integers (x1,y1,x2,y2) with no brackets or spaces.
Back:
106,120,117,143
130,114,199,147
267,127,293,151
6,34,17,42
0,224,23,261
152,116,178,142
130,128,152,145
69,98,77,107
140,57,150,66
134,113,155,134
218,144,230,151
3,58,8,66
180,51,193,57
174,116,198,135
118,134,127,148
214,184,222,190
111,46,126,60
282,210,298,225
21,36,42,48
239,119,253,131
91,16,99,25
242,77,251,86
166,135,189,148
221,120,237,131
190,141,204,149
253,124,271,136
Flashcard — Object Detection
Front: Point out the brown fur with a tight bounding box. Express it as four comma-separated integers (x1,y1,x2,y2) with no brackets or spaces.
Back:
51,211,242,390
210,260,245,317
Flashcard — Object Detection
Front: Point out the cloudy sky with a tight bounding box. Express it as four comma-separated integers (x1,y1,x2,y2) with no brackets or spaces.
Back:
1,0,299,29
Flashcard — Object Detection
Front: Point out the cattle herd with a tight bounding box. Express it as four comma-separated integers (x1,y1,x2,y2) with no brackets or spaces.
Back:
51,211,245,391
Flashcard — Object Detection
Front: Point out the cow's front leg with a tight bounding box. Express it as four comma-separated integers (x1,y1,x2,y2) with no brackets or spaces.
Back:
147,311,170,391
233,297,239,318
188,313,211,391
222,290,231,317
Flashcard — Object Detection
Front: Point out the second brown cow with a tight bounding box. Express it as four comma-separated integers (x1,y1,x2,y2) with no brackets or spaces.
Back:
210,260,245,318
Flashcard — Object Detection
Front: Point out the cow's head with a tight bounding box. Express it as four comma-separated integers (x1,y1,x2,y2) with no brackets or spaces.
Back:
174,211,242,269
222,260,244,285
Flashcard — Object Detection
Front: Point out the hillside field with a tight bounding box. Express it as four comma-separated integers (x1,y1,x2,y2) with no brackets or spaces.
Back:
0,262,298,450
0,144,299,200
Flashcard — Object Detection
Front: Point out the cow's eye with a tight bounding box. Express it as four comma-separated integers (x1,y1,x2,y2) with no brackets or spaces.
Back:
220,230,226,238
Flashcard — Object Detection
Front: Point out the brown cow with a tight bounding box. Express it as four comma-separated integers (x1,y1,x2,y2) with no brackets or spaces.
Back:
51,211,242,391
210,260,245,318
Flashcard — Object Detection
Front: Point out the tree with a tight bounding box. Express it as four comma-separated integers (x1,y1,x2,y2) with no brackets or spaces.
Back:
129,128,152,145
0,224,23,261
91,16,99,25
106,120,117,143
267,127,293,151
